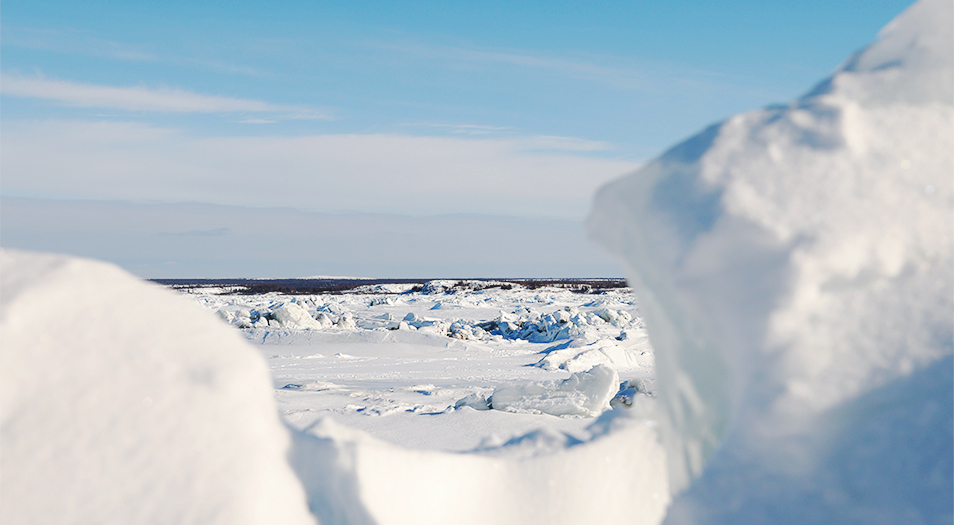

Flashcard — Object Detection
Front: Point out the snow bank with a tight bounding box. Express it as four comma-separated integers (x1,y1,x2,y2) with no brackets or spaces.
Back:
291,409,669,525
589,0,953,521
490,364,620,417
0,250,315,525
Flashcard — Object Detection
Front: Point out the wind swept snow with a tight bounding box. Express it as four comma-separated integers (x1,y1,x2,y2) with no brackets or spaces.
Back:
589,0,953,521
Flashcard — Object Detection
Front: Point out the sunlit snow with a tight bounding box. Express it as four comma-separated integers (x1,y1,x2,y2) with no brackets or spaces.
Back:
1,1,951,524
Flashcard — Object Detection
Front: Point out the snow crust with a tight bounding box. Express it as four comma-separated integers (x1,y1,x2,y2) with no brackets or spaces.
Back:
0,250,315,525
588,0,953,521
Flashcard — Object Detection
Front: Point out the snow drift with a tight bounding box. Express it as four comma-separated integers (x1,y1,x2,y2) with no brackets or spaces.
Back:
292,409,669,525
588,0,953,522
0,250,316,525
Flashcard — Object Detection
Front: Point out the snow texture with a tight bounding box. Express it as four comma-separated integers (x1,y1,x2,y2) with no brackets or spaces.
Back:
490,364,620,417
588,0,953,522
291,408,669,525
0,250,316,525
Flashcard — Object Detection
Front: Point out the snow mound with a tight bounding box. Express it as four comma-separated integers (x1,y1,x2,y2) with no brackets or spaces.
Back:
0,249,315,525
291,410,669,525
420,279,524,295
477,306,636,343
537,334,654,372
272,301,324,329
589,0,952,521
490,364,620,417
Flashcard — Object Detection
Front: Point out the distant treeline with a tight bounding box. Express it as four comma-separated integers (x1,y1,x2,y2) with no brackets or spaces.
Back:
151,278,629,295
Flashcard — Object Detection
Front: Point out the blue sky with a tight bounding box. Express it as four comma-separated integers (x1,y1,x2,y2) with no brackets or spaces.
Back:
0,1,915,276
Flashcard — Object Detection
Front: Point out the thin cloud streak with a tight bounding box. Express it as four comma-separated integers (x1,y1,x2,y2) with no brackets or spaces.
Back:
3,26,260,76
369,40,748,95
397,122,613,150
373,41,692,92
401,122,515,136
1,119,641,219
0,75,330,118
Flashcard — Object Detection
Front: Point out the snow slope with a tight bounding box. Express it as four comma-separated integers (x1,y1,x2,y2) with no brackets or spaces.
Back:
589,0,953,522
0,250,316,525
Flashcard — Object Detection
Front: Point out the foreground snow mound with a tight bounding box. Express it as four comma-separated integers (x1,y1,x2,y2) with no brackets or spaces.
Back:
490,364,620,417
291,409,669,525
589,0,953,522
0,250,315,525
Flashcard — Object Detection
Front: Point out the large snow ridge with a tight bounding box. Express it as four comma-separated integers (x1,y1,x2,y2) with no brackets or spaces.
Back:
589,0,953,522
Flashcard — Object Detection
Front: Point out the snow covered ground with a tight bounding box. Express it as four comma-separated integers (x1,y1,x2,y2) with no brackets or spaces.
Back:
185,280,657,451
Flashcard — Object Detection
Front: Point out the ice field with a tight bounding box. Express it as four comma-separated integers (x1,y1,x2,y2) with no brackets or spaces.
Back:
190,280,657,450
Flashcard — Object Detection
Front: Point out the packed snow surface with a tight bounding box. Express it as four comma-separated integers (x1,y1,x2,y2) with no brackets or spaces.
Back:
589,0,953,522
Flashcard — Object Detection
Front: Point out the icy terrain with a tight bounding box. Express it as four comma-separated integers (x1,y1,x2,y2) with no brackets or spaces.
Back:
2,260,670,525
187,279,657,449
589,0,953,522
2,1,951,523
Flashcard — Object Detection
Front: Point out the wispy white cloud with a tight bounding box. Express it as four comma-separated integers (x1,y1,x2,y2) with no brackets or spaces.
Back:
0,75,330,119
401,122,515,136
396,124,615,151
236,118,279,124
0,120,641,218
4,26,260,76
511,135,614,152
370,40,737,93
455,48,650,89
